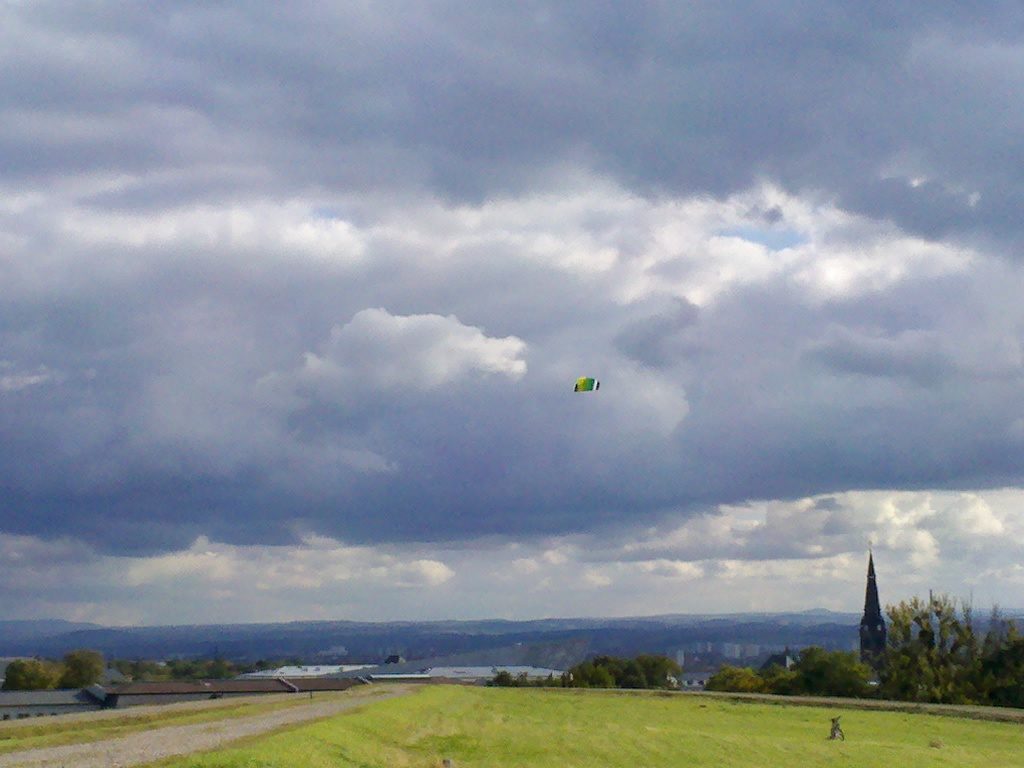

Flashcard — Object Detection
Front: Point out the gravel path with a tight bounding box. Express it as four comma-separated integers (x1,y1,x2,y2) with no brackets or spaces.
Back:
0,685,413,768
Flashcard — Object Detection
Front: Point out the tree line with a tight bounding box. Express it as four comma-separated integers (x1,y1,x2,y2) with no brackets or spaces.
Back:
111,657,255,682
490,654,682,689
879,595,1023,706
2,652,305,690
705,647,872,697
707,594,1024,707
2,650,106,690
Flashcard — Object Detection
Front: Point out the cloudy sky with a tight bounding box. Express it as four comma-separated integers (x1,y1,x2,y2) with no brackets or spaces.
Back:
4,2,1024,625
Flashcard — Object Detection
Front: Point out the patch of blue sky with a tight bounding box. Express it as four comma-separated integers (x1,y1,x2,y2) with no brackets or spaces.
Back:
718,226,808,251
312,206,344,220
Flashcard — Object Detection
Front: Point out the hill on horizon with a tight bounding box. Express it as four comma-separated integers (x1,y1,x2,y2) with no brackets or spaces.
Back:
0,611,864,663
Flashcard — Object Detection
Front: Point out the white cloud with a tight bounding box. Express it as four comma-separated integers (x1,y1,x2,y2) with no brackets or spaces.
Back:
637,559,704,580
372,181,974,309
392,559,456,588
511,557,541,575
290,308,528,397
124,536,237,587
470,182,975,307
61,200,368,264
933,493,1005,538
0,363,54,393
582,568,613,588
69,535,457,621
5,486,1024,623
5,179,975,315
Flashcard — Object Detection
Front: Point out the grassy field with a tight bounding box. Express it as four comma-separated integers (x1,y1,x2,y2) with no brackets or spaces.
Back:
153,686,1024,768
0,692,345,755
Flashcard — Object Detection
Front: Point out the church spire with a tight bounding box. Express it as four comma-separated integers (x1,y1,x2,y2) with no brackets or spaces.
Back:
859,549,886,667
864,550,880,618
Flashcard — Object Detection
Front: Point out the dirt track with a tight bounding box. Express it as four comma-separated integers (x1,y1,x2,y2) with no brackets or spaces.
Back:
0,685,413,768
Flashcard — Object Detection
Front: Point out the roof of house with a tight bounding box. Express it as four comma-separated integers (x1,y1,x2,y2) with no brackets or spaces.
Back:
107,678,364,696
101,667,128,684
286,678,363,692
0,689,102,707
367,673,432,681
335,658,568,679
0,677,364,709
427,666,563,679
362,665,564,683
237,665,372,679
107,680,295,695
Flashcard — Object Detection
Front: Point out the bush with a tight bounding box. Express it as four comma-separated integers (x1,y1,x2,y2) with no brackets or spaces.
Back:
1,659,63,690
705,665,766,693
59,649,105,688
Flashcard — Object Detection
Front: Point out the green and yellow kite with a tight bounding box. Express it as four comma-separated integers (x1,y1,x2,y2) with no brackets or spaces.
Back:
574,377,600,392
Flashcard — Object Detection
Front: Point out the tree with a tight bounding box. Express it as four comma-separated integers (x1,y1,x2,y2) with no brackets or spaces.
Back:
565,660,616,688
617,659,648,689
207,658,234,680
590,656,626,685
582,662,615,689
635,655,682,689
705,665,766,693
113,659,172,682
564,654,680,690
1,659,62,690
490,670,516,687
880,596,933,701
788,647,871,698
880,595,982,704
760,664,799,695
59,649,105,688
981,634,1024,707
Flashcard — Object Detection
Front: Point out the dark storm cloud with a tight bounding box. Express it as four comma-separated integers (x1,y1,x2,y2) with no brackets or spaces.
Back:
806,326,955,387
614,298,701,368
4,2,1024,562
11,243,1020,555
3,2,1023,239
667,270,1024,507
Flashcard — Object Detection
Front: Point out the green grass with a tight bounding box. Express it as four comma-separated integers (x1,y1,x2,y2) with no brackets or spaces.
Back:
153,686,1024,768
0,692,349,754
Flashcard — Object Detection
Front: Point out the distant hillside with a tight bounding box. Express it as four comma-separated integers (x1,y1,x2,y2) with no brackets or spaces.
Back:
0,612,861,663
0,619,102,642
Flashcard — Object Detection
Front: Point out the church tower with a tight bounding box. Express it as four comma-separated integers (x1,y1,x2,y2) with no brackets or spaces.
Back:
859,550,886,667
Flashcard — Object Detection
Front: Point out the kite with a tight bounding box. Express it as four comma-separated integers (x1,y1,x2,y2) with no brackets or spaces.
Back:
574,377,600,392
